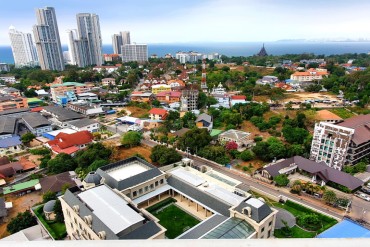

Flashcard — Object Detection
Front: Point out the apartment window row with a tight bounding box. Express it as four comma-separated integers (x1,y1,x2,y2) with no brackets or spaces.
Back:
132,179,164,197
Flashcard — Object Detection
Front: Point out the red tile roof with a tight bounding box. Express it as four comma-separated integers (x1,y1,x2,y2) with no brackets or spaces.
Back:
31,107,44,112
231,95,246,100
47,130,93,150
149,108,168,116
156,91,182,97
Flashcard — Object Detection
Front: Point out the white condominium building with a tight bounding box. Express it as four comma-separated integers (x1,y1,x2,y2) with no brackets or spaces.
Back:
121,43,148,62
8,26,38,67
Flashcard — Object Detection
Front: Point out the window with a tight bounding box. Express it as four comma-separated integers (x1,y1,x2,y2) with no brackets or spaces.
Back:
160,179,164,184
267,230,271,238
145,186,148,192
155,181,159,187
150,184,154,189
139,188,143,194
133,191,137,197
261,227,265,233
268,221,272,227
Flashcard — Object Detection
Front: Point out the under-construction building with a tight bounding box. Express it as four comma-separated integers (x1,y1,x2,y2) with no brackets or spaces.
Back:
180,90,199,111
201,59,208,93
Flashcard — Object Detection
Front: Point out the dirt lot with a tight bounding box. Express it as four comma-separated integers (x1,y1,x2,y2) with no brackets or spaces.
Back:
283,92,340,108
112,145,153,162
0,192,42,238
124,106,149,118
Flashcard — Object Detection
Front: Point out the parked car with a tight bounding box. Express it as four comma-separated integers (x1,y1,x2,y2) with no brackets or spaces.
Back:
361,187,370,195
355,192,370,202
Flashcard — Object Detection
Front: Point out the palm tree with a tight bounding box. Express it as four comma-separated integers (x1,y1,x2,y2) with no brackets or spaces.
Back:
323,190,337,205
291,180,303,194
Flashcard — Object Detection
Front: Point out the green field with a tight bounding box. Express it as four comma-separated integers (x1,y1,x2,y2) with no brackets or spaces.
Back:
151,204,200,239
329,108,354,119
274,225,316,238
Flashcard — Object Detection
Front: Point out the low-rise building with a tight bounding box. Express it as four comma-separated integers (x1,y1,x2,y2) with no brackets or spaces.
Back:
230,95,247,107
315,110,343,123
66,102,104,116
218,129,253,148
0,136,22,156
22,113,52,137
130,92,155,103
0,117,17,140
167,79,185,90
262,156,363,191
39,171,77,194
101,78,116,86
0,94,28,112
256,76,279,86
51,82,93,104
41,106,84,128
0,76,15,83
46,130,93,155
152,84,171,95
196,113,213,131
77,93,99,101
290,68,329,82
148,108,168,120
0,87,21,97
180,90,198,112
93,65,119,73
60,185,165,240
67,118,100,132
156,91,181,104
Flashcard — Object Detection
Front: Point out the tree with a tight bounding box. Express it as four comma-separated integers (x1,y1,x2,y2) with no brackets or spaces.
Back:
47,153,77,174
177,128,212,154
151,99,161,107
240,150,255,161
7,211,37,234
323,190,337,205
150,145,182,166
198,145,230,165
21,132,36,144
24,88,37,97
75,142,112,169
121,131,142,148
225,141,238,151
42,191,57,203
88,159,109,172
181,112,196,128
274,174,290,187
61,183,70,195
291,180,303,195
282,126,309,144
53,199,64,223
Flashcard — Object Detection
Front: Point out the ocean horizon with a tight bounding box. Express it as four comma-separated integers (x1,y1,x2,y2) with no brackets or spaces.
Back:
1,41,370,64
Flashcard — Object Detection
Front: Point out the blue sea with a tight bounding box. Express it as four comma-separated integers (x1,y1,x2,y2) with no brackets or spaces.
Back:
1,41,370,64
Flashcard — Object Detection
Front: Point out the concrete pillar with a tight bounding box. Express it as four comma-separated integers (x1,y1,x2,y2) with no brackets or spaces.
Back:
147,200,149,206
188,199,190,207
205,210,208,217
196,203,198,212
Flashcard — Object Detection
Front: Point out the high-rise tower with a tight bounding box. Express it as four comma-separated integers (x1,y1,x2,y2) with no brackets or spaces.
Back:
33,7,64,71
76,13,103,67
201,59,208,93
112,31,131,54
8,26,38,67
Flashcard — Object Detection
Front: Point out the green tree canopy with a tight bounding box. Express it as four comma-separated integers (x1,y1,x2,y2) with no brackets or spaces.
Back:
121,131,142,148
7,211,37,234
21,132,36,144
177,128,212,154
53,199,64,223
75,142,112,169
273,174,290,187
150,145,182,166
47,153,77,174
42,191,57,203
198,145,230,165
323,190,337,205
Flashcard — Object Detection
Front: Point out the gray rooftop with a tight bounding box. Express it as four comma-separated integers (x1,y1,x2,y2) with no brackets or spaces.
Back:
67,118,99,128
0,198,6,218
42,106,83,121
179,214,229,239
0,117,16,135
97,157,163,191
234,198,272,223
22,113,50,128
0,108,30,117
264,156,364,190
84,172,102,185
43,200,56,213
167,176,231,216
196,113,212,124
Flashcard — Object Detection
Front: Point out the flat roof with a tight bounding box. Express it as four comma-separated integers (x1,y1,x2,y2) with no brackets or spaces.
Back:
3,179,39,195
170,168,206,187
204,185,245,206
245,198,264,208
317,218,370,238
107,162,149,181
78,185,144,234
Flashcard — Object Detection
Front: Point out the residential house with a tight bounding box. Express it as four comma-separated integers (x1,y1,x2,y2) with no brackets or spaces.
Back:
77,93,99,101
262,156,363,191
93,65,119,73
0,87,21,97
310,114,370,170
67,102,104,116
167,79,185,90
0,117,17,140
0,161,23,178
41,106,84,128
39,171,77,194
156,91,181,104
0,136,22,155
102,78,116,86
67,118,100,132
46,130,94,155
256,76,279,86
218,129,253,148
22,113,52,137
1,224,51,241
196,113,213,131
148,108,168,120
230,95,247,106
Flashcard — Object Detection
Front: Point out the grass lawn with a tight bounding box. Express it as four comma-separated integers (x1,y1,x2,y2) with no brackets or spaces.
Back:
151,204,200,239
49,222,66,238
329,108,354,119
274,226,316,238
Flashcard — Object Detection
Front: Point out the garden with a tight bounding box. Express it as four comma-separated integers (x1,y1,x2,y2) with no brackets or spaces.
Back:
33,205,67,240
146,198,200,239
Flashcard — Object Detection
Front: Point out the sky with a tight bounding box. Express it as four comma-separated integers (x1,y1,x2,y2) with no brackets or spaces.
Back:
1,0,370,45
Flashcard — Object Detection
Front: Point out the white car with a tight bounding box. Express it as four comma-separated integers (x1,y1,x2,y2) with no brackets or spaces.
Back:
127,125,142,132
355,192,370,202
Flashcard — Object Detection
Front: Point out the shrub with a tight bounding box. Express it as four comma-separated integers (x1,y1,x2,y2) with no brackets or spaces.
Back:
240,150,255,161
274,174,290,187
254,136,263,142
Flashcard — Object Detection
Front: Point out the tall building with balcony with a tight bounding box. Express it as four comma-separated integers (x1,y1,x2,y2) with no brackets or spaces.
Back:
75,13,103,67
33,7,64,71
8,26,38,68
310,114,370,170
112,31,130,54
121,44,148,62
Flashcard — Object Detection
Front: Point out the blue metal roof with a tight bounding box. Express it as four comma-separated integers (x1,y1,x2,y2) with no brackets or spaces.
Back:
317,219,370,238
0,136,21,148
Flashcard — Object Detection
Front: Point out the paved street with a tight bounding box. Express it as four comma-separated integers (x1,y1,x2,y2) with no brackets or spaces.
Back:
141,139,370,224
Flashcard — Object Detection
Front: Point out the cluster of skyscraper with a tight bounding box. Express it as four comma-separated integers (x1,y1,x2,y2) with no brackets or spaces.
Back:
8,6,148,71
